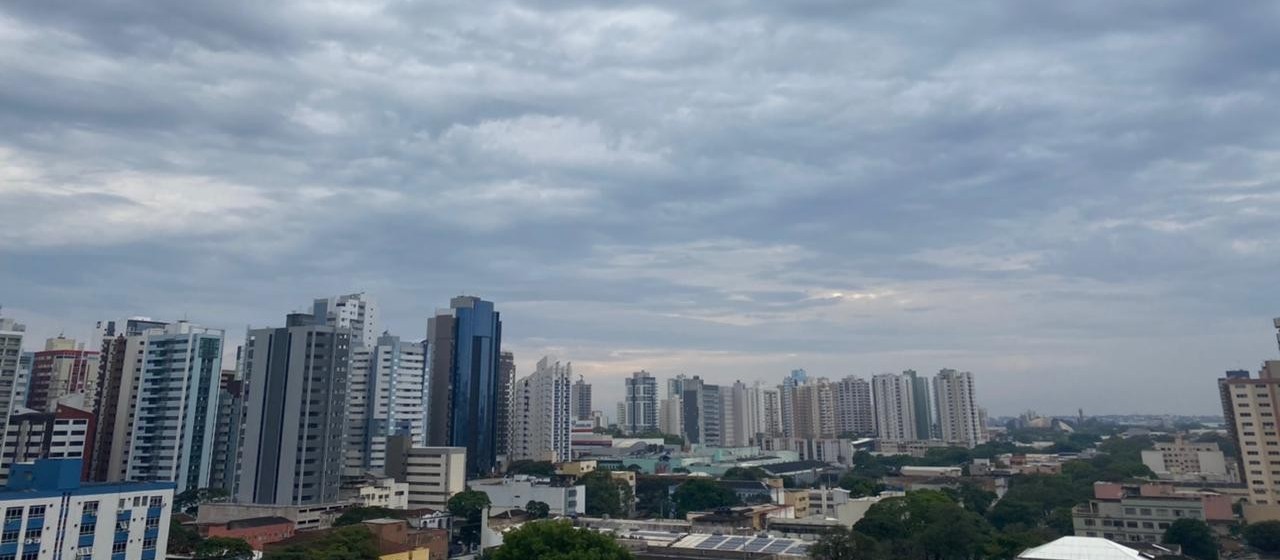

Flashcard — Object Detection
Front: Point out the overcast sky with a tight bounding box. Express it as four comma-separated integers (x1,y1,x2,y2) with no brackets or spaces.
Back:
2,1,1278,416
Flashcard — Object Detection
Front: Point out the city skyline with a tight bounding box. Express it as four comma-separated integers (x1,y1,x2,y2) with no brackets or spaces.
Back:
3,2,1279,417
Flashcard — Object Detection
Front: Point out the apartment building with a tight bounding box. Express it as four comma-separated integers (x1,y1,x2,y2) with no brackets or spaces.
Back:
0,403,94,484
385,435,466,511
1072,482,1232,545
511,357,573,463
1140,434,1232,482
346,333,428,476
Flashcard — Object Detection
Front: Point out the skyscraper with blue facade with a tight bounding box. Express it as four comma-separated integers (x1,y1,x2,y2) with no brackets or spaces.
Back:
426,296,503,476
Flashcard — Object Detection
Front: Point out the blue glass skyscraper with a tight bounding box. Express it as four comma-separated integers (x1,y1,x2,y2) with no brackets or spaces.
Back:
427,296,503,476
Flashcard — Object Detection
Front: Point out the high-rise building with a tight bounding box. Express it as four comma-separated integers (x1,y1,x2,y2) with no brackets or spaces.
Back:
385,435,466,511
872,373,918,441
0,315,27,450
571,376,592,421
0,458,173,559
28,337,100,413
668,375,690,400
726,381,764,447
932,369,985,448
312,292,379,348
89,317,168,483
236,313,351,505
511,357,573,463
659,397,682,437
904,370,934,439
792,378,836,439
124,322,224,493
680,377,725,446
426,296,503,476
762,388,782,437
0,403,95,484
624,371,658,435
834,376,874,437
779,369,807,438
346,333,428,476
1220,318,1280,514
209,369,242,492
495,351,516,463
91,334,148,483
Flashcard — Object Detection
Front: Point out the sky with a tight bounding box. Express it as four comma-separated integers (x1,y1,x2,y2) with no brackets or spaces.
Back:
2,1,1279,417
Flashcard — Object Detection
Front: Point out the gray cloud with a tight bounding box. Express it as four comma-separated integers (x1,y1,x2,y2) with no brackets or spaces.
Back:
3,0,1279,416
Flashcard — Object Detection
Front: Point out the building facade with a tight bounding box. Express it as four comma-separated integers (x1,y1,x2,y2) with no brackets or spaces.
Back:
792,379,836,439
833,376,874,437
0,316,26,454
125,322,224,493
1072,483,1231,545
236,313,351,506
511,357,573,463
312,292,379,349
0,404,94,484
0,458,173,560
932,369,984,448
471,476,585,516
385,436,466,511
761,388,782,438
624,371,658,435
872,373,918,442
903,371,934,440
28,337,99,413
495,351,516,464
571,376,592,421
1141,435,1231,482
426,296,503,476
346,334,428,476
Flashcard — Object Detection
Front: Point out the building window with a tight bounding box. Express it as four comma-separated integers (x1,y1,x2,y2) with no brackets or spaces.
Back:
111,541,127,553
1,530,17,543
82,501,98,516
79,523,95,536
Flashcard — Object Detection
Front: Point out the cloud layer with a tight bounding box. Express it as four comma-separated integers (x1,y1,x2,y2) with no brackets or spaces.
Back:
3,0,1279,415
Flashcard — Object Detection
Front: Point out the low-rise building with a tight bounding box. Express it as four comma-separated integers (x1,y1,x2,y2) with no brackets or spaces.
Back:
1072,482,1234,545
0,403,95,484
341,476,409,509
199,516,295,551
385,436,466,511
471,476,586,515
0,458,173,560
1141,435,1232,483
197,502,348,531
875,440,950,458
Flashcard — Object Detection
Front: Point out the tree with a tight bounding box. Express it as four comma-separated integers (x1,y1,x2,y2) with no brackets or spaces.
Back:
854,490,994,559
581,470,633,517
194,537,254,560
168,520,202,555
1163,518,1218,560
1244,521,1280,553
527,500,551,519
837,474,884,498
508,460,557,477
334,506,398,526
263,526,379,560
810,527,882,560
448,489,492,547
672,479,739,516
488,520,632,560
723,467,769,481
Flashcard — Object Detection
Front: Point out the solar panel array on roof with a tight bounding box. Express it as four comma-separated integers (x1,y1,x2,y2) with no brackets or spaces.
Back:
785,543,810,555
696,535,728,549
717,537,750,550
742,538,772,552
761,541,793,553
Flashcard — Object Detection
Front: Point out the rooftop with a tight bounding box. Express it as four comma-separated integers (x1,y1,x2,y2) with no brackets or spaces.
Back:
223,516,292,530
760,460,830,475
1019,537,1145,560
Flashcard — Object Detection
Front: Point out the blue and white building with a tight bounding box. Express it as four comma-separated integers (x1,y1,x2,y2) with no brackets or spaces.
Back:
125,322,224,493
0,458,173,560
